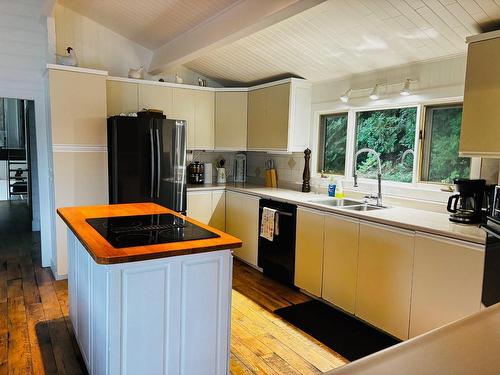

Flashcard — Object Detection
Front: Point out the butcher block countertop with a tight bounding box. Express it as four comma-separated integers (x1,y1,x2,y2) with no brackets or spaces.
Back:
57,203,242,265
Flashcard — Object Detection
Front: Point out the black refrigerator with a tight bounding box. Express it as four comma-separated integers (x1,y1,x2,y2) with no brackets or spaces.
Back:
107,115,187,214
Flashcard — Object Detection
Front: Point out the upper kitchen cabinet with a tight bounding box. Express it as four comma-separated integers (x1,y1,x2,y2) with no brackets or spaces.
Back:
172,88,196,149
138,84,173,117
194,90,215,150
106,80,138,116
171,88,215,150
215,91,248,151
460,32,500,158
49,68,107,145
247,79,312,152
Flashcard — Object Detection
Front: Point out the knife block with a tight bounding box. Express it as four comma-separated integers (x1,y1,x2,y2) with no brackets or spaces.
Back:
265,169,278,188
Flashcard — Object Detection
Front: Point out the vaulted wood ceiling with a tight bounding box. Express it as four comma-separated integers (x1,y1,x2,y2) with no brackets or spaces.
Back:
57,0,240,49
185,0,500,84
56,0,500,84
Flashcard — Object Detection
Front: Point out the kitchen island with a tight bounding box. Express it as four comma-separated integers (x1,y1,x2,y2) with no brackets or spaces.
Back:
57,203,242,375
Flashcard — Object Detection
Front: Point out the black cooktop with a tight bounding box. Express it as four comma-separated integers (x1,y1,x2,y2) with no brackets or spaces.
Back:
86,214,220,248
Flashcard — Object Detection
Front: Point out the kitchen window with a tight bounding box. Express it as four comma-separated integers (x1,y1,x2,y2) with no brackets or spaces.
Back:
355,107,417,183
420,104,471,183
318,113,348,175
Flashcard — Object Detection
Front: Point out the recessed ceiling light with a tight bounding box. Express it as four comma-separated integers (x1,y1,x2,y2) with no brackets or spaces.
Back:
400,79,412,96
340,89,352,103
369,84,380,100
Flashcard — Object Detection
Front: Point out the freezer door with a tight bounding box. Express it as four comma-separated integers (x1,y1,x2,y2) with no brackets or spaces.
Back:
155,119,187,213
108,116,155,203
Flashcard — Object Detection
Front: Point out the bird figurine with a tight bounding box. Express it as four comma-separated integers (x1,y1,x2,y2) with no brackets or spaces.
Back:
128,66,144,79
56,47,78,67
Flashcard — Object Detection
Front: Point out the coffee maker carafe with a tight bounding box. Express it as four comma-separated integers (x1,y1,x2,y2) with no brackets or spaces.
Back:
447,179,486,224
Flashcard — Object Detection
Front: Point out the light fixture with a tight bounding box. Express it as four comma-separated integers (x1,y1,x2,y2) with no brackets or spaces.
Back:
340,89,352,103
369,84,381,100
400,79,412,96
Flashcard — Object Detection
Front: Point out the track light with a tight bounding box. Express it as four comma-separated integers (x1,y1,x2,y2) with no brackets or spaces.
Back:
369,84,380,100
400,79,412,96
340,89,352,103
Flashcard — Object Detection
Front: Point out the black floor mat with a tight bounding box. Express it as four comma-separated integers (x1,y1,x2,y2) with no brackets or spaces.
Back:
275,300,401,361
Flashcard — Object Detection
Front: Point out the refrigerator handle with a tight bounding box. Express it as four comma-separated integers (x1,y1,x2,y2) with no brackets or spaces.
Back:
156,127,161,198
149,128,154,198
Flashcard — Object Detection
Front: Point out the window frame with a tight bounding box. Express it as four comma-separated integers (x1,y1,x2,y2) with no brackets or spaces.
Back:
315,98,480,188
317,112,349,176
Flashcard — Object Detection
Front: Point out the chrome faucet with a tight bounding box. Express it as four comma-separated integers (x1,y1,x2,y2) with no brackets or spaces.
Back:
400,149,415,165
353,148,383,207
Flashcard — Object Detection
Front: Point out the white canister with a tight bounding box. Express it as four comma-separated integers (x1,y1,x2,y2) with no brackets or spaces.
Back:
217,168,227,184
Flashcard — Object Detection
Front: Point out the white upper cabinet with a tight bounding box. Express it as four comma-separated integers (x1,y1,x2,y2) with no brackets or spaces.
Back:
247,79,311,152
194,90,215,150
461,33,500,158
215,91,247,151
172,88,196,149
138,84,173,117
106,80,138,116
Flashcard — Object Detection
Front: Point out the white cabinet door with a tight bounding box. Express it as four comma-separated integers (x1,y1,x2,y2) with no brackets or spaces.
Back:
225,191,259,266
186,191,213,224
215,91,247,151
295,207,325,297
356,222,415,339
106,80,138,116
409,233,484,338
194,90,215,150
209,190,225,231
172,88,196,149
322,213,359,313
138,84,173,117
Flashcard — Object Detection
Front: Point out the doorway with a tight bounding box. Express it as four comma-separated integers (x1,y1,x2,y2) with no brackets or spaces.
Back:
0,97,38,234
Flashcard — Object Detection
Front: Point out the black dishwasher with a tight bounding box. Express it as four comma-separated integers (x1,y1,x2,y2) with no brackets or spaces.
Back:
258,199,297,286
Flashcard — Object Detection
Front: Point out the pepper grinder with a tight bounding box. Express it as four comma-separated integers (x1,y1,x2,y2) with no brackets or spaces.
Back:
302,148,311,193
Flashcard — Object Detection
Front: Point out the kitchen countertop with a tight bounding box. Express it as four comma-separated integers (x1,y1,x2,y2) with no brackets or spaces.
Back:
57,203,242,264
325,303,500,375
188,183,486,244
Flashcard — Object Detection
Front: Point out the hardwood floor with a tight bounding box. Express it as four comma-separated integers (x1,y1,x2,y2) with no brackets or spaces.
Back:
0,201,347,374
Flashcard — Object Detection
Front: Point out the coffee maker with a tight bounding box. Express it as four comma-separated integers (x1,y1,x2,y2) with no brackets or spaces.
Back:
187,161,205,184
447,179,486,224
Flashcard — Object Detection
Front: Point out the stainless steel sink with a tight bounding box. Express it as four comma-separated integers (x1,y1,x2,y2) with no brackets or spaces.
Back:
309,199,363,207
340,204,386,211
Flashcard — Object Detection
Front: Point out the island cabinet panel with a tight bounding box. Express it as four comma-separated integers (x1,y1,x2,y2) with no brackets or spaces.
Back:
225,191,259,267
322,214,359,314
409,233,485,338
215,91,248,151
67,231,232,375
355,222,415,340
295,207,325,297
106,80,139,116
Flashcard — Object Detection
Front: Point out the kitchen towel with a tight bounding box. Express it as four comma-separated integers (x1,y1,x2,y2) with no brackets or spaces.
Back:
260,207,277,241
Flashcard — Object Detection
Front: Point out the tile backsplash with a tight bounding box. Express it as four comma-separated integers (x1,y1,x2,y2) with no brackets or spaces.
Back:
188,151,239,182
246,152,306,188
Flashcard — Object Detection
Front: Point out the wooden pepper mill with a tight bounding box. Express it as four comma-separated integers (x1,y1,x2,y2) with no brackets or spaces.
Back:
302,148,311,193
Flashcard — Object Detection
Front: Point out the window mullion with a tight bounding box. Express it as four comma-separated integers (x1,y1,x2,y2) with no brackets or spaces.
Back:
345,110,356,179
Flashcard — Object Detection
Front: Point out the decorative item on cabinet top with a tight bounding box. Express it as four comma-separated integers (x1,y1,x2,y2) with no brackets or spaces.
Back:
56,47,78,67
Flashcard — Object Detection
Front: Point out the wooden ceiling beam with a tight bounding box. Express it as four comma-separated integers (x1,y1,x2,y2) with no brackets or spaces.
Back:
148,0,326,75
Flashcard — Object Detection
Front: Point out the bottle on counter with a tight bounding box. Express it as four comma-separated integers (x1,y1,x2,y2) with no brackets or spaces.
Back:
336,179,345,198
328,177,337,197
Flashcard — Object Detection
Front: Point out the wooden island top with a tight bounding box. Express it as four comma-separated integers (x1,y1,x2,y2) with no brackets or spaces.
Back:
57,202,242,264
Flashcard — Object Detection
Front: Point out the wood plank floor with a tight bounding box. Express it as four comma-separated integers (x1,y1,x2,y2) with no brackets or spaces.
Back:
0,201,347,374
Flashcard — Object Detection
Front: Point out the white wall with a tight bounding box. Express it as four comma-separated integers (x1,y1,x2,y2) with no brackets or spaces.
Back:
0,0,54,266
53,4,221,87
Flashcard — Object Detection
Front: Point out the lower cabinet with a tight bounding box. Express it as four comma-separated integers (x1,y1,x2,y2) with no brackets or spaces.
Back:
409,232,484,338
187,190,225,231
355,222,415,340
322,214,359,314
295,207,325,297
225,191,260,266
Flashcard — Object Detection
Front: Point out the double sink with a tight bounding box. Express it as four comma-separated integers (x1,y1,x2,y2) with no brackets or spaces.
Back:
308,198,387,211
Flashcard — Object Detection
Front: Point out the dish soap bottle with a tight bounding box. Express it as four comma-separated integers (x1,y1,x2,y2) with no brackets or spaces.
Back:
328,177,336,197
335,179,345,198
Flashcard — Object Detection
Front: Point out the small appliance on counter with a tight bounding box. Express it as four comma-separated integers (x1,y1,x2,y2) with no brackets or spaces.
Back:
447,179,487,224
234,153,247,183
187,161,205,184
